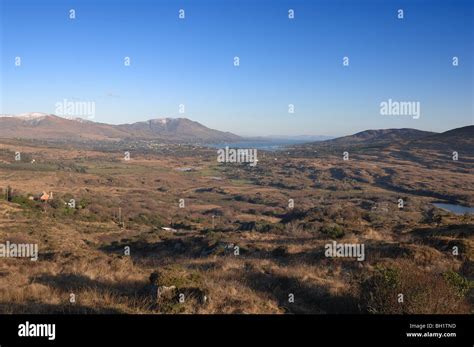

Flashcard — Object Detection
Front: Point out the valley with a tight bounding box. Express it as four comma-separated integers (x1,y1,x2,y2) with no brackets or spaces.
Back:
0,125,472,314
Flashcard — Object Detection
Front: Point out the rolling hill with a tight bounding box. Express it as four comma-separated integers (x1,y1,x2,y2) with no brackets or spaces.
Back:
404,125,474,153
296,125,474,155
0,113,241,143
313,128,436,148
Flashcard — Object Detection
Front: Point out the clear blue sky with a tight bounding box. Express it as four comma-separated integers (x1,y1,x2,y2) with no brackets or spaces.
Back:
1,0,473,136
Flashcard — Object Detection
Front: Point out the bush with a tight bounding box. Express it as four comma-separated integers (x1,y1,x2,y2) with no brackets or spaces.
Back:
443,271,474,297
11,195,38,209
49,198,64,209
237,220,284,233
321,223,345,239
422,207,443,225
359,263,470,314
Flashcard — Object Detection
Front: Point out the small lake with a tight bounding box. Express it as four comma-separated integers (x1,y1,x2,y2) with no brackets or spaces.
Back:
433,203,474,215
206,139,309,151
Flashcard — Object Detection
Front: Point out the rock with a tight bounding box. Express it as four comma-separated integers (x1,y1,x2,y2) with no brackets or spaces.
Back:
147,271,209,307
157,285,177,300
148,272,177,302
179,287,209,305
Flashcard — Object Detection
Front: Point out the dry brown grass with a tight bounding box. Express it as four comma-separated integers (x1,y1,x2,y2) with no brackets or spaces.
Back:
0,139,472,314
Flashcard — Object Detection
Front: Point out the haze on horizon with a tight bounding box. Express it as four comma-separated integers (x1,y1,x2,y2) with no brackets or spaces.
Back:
1,0,473,137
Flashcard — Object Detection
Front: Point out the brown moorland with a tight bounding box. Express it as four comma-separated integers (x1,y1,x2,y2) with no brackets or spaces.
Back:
0,127,472,314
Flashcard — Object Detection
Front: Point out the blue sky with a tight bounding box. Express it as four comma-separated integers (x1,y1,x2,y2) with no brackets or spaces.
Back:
1,0,473,136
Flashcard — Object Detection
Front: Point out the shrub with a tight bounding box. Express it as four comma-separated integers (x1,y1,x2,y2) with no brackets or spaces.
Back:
443,271,474,297
359,263,470,314
237,220,284,233
49,198,64,209
321,223,345,239
11,195,38,209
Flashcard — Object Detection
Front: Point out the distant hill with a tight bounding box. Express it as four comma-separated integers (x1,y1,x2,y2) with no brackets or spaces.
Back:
314,128,435,148
118,118,241,142
296,126,474,157
0,113,130,141
0,113,241,143
404,125,474,153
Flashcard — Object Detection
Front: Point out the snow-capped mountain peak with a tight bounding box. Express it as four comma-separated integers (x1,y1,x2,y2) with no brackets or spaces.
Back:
15,112,52,120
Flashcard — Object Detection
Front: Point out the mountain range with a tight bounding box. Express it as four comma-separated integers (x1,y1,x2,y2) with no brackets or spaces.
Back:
0,113,241,143
0,113,472,152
